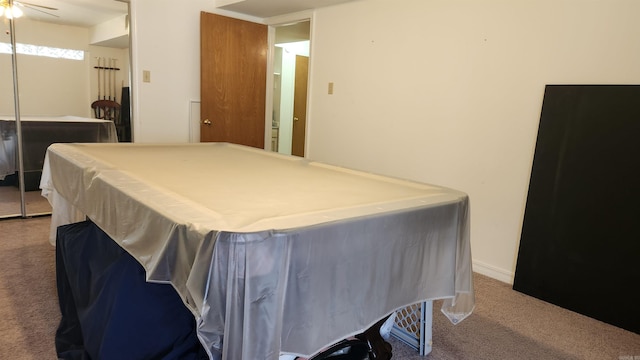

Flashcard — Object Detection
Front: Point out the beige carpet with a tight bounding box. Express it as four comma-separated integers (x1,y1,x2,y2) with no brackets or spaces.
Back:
0,216,59,359
0,216,638,359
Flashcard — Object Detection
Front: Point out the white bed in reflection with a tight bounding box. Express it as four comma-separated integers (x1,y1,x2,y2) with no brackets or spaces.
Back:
0,116,117,188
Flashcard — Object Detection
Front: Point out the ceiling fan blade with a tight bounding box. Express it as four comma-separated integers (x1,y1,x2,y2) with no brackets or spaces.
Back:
20,3,60,17
17,1,58,11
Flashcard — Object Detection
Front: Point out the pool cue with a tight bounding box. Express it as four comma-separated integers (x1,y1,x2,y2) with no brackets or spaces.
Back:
103,57,106,100
112,59,118,103
96,57,101,101
108,58,112,100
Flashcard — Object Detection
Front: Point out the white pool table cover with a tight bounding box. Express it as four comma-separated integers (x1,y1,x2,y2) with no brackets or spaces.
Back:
41,142,474,359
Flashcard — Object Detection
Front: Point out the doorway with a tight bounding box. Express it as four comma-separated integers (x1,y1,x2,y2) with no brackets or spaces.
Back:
271,20,310,157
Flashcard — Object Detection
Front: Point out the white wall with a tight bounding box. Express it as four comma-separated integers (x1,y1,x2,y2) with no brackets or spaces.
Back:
308,0,640,282
90,14,129,47
0,18,127,117
129,0,640,283
130,0,262,142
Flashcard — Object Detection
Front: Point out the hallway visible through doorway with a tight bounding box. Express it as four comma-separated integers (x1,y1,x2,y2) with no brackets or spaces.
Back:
271,20,310,157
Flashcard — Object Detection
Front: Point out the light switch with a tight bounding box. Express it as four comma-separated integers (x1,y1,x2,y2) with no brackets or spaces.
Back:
143,70,151,83
328,82,334,95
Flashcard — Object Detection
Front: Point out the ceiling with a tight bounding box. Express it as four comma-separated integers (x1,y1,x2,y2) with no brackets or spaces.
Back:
12,0,127,27
15,0,358,29
219,0,357,18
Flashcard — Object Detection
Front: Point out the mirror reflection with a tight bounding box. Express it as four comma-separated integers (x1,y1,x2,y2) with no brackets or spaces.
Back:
1,14,21,218
0,0,129,218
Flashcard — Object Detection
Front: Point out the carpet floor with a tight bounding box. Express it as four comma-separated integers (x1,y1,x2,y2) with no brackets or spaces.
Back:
0,216,638,359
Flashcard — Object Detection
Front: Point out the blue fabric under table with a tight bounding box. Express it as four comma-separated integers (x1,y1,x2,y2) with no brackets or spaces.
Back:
55,220,208,360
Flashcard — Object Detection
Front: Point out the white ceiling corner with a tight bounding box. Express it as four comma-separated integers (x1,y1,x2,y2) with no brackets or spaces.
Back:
219,0,358,18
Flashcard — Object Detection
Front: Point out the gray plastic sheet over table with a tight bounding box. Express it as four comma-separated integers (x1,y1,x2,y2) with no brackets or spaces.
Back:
40,142,475,360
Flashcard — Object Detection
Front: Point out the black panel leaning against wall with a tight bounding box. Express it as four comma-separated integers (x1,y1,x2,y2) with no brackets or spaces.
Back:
514,85,640,334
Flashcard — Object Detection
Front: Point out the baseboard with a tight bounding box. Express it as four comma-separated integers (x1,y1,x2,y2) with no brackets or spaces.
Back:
472,260,514,285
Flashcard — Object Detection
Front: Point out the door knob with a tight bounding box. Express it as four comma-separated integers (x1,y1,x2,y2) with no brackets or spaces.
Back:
203,119,212,125
293,117,299,122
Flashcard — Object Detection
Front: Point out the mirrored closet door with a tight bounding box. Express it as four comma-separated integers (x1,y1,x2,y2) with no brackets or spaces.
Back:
1,0,131,219
1,14,25,218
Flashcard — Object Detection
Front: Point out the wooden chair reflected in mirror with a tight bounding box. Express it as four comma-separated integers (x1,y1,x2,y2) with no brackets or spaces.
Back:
91,99,120,121
92,99,127,141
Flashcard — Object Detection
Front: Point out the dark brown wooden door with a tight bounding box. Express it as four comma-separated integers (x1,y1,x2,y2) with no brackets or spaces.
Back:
291,55,308,157
200,12,267,148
